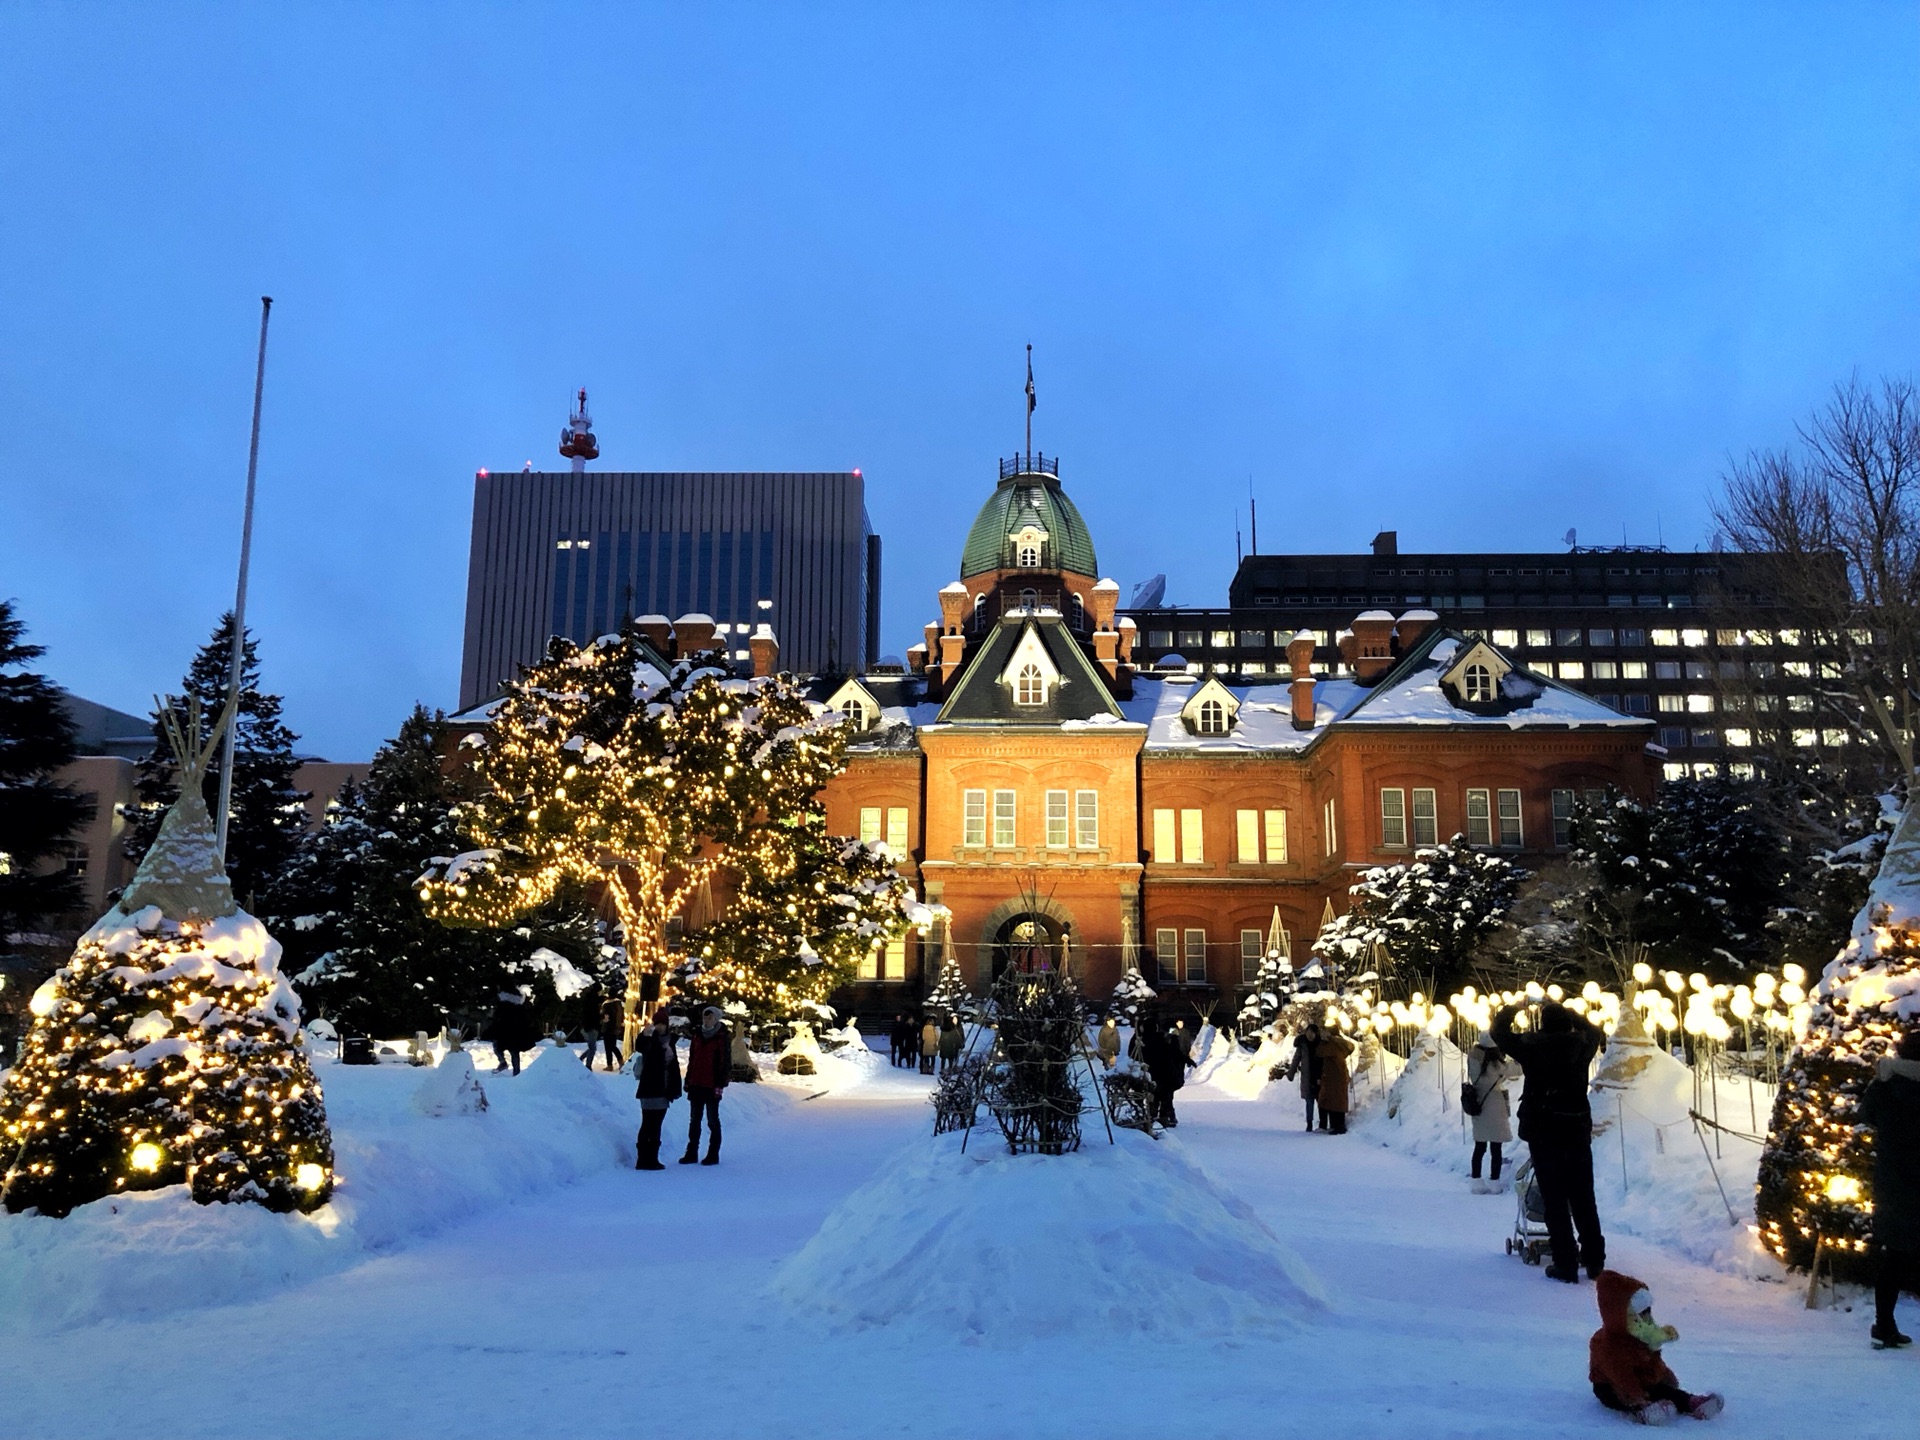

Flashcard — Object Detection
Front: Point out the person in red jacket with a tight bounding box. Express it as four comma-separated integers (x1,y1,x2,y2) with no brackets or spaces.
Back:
680,1006,731,1166
1589,1269,1724,1425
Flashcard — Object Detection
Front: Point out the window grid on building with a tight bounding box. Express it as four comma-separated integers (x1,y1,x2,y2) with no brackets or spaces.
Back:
1180,809,1204,863
1075,790,1098,849
1155,928,1179,984
1265,809,1288,864
1497,788,1523,847
993,789,1016,848
1046,790,1070,848
1381,788,1407,848
1323,797,1338,856
1412,788,1437,847
962,789,986,848
1240,929,1263,983
1466,788,1491,847
886,807,908,856
1152,808,1177,863
1184,928,1208,984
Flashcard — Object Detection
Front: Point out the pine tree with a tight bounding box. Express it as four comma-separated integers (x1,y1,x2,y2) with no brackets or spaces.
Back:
265,706,603,1037
676,812,915,1023
1756,805,1920,1281
421,629,907,1038
0,696,332,1217
126,614,307,906
1235,950,1296,1041
1109,965,1156,1025
925,955,969,1020
1317,835,1522,993
0,600,94,940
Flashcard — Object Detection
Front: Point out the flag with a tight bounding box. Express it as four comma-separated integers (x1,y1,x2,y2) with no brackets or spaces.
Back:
1025,349,1036,414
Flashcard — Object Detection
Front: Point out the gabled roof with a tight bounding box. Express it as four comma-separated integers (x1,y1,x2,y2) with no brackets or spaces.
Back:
935,614,1124,725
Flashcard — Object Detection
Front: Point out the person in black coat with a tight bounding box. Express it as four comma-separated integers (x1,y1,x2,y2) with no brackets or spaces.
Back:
1143,1015,1195,1127
488,990,535,1076
632,1008,682,1171
1860,1027,1920,1349
589,992,624,1071
1494,999,1606,1283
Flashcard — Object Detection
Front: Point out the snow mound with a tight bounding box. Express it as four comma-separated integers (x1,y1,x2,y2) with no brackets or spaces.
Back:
411,1051,489,1117
771,1127,1326,1342
516,1039,616,1106
1356,1032,1473,1167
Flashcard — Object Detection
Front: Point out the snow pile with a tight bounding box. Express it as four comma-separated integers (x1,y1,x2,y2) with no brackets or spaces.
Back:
1196,1029,1289,1100
1356,1031,1476,1168
771,1127,1327,1342
410,1050,488,1116
0,1043,649,1332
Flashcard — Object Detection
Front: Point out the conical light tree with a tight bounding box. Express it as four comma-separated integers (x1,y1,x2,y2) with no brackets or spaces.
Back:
420,631,872,1040
1756,803,1920,1281
0,695,333,1217
925,954,969,1019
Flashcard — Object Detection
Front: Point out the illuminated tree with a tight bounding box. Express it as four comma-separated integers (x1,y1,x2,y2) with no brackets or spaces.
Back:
0,697,332,1217
1757,806,1920,1281
925,954,969,1019
676,811,916,1023
419,630,860,1041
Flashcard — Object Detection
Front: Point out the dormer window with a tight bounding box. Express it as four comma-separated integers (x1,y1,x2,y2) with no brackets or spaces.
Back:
1015,662,1046,706
1179,676,1242,736
1018,543,1041,568
1463,663,1494,703
1196,697,1229,734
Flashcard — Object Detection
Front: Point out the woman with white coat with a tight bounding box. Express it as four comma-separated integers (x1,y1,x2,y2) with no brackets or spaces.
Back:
1466,1031,1519,1192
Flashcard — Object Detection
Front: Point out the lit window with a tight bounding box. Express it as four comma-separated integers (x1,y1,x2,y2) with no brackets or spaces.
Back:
1658,695,1684,713
962,790,986,848
886,807,909,855
1412,789,1437,847
1463,663,1494,702
860,807,882,845
1236,809,1260,862
1211,630,1235,648
1322,797,1339,856
1381,788,1407,847
1152,808,1177,863
1466,789,1491,847
883,935,907,983
1591,661,1617,680
1525,629,1550,647
1793,729,1818,748
993,790,1016,847
1652,629,1680,646
1497,789,1523,847
1559,662,1586,681
1196,697,1230,734
1075,791,1098,849
1621,661,1648,679
1686,694,1715,714
1046,790,1069,848
1180,809,1204,863
1822,729,1849,747
1724,728,1752,747
1681,628,1707,646
1492,629,1519,646
1265,809,1288,863
1015,663,1046,706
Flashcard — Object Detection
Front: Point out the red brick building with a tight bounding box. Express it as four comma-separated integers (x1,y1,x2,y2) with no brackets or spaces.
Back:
815,454,1657,1008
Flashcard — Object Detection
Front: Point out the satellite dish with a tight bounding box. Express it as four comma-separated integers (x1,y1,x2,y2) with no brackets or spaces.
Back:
1129,574,1167,609
1563,528,1577,548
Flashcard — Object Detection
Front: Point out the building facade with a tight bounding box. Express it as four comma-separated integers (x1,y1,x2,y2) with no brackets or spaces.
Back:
1125,532,1832,783
458,415,881,709
807,460,1659,1010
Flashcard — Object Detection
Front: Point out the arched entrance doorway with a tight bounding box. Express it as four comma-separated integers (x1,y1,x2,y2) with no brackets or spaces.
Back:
992,912,1064,981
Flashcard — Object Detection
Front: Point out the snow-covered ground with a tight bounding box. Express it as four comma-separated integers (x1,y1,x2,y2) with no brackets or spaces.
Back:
0,1036,1906,1439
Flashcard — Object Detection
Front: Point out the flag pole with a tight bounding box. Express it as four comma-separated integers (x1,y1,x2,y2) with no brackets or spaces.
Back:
215,296,273,869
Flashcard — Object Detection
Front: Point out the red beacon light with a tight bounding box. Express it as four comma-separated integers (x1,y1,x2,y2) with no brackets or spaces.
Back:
477,468,489,478
851,467,862,477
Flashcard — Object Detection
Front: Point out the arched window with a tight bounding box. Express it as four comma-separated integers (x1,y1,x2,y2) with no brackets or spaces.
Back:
1017,543,1041,568
1071,592,1086,630
1020,588,1038,611
972,593,986,630
1196,697,1229,734
839,699,870,730
1015,663,1046,706
1464,663,1494,703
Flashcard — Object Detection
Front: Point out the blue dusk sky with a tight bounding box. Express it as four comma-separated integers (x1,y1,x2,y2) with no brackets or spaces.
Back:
2,4,1916,759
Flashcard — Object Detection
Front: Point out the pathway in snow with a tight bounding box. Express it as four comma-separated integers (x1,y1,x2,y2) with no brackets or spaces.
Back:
0,1063,1903,1439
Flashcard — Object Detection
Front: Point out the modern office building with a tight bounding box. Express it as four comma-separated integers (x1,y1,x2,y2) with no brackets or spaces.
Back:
1123,531,1833,780
456,395,881,710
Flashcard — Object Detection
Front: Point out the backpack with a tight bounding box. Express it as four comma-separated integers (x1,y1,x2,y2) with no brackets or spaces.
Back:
1460,1079,1485,1116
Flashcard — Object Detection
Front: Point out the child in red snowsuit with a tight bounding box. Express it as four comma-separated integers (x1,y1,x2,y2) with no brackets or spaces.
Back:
1589,1270,1725,1426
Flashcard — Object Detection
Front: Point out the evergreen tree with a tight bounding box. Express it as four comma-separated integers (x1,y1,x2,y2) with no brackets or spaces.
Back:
126,614,307,906
676,812,915,1024
1235,950,1296,1043
1757,805,1920,1282
1317,835,1522,993
0,697,332,1217
925,955,969,1020
0,600,93,939
1109,965,1156,1025
264,706,602,1037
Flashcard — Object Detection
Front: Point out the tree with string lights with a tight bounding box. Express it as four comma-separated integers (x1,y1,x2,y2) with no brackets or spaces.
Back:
0,696,332,1217
419,628,895,1039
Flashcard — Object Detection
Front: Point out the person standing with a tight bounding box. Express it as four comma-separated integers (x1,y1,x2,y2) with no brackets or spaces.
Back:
632,1008,681,1171
595,991,625,1071
920,1014,940,1075
1144,1015,1194,1127
1096,1016,1121,1070
1467,1030,1520,1192
1494,999,1607,1283
938,1015,963,1074
1859,1027,1920,1349
888,1013,907,1067
488,989,533,1076
681,1006,730,1166
1315,1023,1356,1135
1285,1021,1324,1131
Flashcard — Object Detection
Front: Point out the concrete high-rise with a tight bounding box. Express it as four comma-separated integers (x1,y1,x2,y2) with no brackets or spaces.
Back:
457,395,880,709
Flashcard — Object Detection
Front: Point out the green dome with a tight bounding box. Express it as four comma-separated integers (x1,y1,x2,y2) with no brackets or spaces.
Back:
959,464,1099,579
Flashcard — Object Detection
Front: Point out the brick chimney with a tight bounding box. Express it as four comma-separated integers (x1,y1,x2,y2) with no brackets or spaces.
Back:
635,614,675,654
1335,628,1358,673
673,614,717,657
1089,577,1120,630
938,582,971,635
1395,608,1438,652
939,631,967,684
749,624,779,678
905,642,928,674
1287,630,1317,729
1351,610,1397,684
1116,616,1137,664
923,620,940,656
1093,628,1120,680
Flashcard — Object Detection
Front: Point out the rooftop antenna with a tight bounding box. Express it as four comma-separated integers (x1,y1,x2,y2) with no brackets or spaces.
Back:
559,388,599,474
215,296,272,869
1024,344,1036,467
1236,508,1243,565
1249,476,1258,556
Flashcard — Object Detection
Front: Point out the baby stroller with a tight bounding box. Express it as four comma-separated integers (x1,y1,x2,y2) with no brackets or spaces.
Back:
1503,1157,1551,1265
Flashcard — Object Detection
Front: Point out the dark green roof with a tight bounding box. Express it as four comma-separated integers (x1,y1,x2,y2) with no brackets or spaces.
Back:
959,472,1099,579
935,615,1123,725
